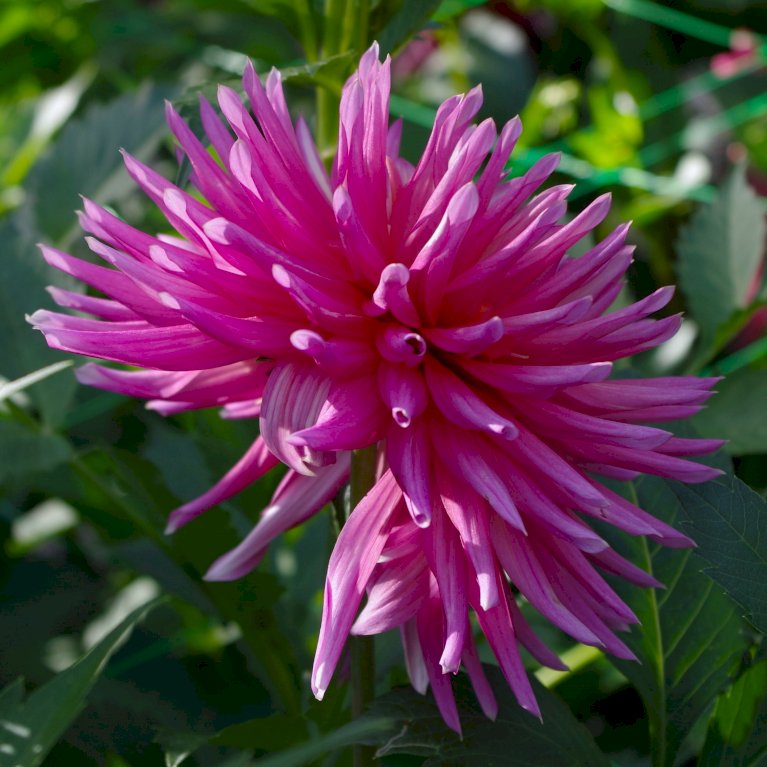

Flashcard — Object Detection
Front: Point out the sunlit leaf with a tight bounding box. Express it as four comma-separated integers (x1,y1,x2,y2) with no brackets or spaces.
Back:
700,660,767,766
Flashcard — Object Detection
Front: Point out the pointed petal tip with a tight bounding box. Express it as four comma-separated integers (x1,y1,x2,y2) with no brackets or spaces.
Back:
521,699,542,720
202,558,238,582
164,513,185,535
312,662,328,701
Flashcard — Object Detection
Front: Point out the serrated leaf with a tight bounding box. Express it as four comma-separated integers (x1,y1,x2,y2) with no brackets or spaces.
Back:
700,660,767,766
0,214,79,426
0,419,72,484
24,83,174,246
360,667,609,766
676,164,766,348
0,599,162,767
692,368,767,455
602,475,747,767
669,473,767,636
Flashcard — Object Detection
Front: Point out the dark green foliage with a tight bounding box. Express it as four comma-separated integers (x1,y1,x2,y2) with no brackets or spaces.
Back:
360,669,609,766
601,474,748,767
3,1,767,766
693,368,767,455
671,474,767,636
0,600,163,767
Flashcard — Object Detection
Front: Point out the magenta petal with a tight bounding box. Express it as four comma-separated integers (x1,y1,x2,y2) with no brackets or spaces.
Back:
461,631,498,720
289,375,386,451
401,618,429,695
311,470,402,699
417,595,463,735
166,438,278,533
352,552,428,635
204,455,350,580
425,358,518,440
34,42,728,730
260,362,332,476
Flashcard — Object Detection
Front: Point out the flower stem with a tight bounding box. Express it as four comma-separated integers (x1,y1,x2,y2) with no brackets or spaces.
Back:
348,446,378,767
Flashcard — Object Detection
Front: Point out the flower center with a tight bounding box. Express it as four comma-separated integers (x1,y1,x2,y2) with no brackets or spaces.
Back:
376,324,427,366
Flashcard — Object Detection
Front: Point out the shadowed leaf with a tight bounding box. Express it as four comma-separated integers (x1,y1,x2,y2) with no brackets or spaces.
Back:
671,473,767,636
602,473,747,767
692,368,767,455
359,667,609,766
0,599,163,767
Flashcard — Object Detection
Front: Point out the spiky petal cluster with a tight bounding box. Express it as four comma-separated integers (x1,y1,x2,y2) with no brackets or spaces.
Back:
32,45,723,730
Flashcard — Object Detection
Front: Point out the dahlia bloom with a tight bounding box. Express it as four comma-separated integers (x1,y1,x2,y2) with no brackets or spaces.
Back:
32,44,723,731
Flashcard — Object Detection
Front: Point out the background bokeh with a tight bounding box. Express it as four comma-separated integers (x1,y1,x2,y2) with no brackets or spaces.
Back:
2,1,767,766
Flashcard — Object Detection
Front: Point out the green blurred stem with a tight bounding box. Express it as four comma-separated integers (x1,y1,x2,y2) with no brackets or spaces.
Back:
348,446,378,767
316,0,369,163
316,0,345,159
299,0,319,61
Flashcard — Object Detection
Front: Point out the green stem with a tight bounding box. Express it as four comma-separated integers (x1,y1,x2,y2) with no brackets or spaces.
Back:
299,0,319,61
348,446,378,767
626,483,667,767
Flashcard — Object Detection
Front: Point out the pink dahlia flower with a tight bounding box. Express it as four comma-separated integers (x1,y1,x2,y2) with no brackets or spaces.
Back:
33,44,723,731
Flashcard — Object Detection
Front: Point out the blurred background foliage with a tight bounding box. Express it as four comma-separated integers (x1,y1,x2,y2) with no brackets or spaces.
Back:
1,1,767,765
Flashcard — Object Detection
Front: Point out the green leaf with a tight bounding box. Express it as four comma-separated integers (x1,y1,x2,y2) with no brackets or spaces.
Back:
250,716,395,767
603,475,747,767
377,0,443,56
669,473,767,636
360,668,609,766
24,83,173,246
676,164,766,350
159,731,209,767
0,598,162,767
700,660,767,766
0,214,79,426
692,368,767,455
211,713,310,751
0,419,72,484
